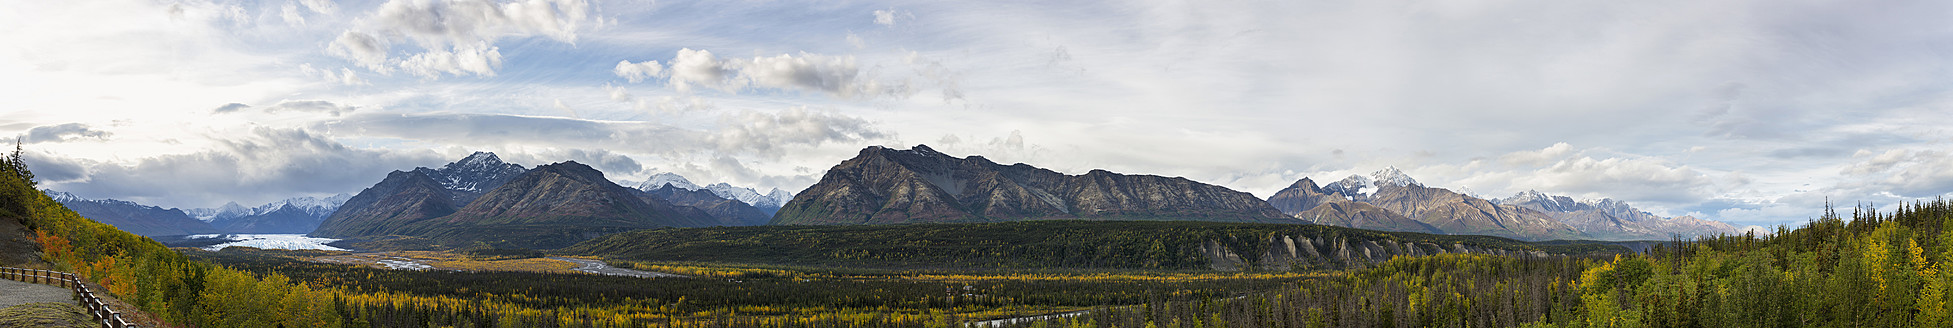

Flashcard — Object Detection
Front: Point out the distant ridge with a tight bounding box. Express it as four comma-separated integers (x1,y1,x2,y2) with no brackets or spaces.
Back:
773,145,1298,225
43,190,218,236
1267,169,1582,241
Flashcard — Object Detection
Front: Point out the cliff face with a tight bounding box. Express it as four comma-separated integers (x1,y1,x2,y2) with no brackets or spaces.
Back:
773,145,1297,225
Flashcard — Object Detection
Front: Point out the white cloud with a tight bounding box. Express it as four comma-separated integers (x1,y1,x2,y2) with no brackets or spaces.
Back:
659,48,913,99
300,64,369,85
327,0,596,78
281,2,306,26
299,0,337,15
328,31,392,72
873,8,904,27
1842,149,1953,198
397,43,503,78
613,60,665,83
666,48,735,93
1423,143,1724,207
264,100,358,116
315,109,885,158
708,107,886,155
34,127,447,208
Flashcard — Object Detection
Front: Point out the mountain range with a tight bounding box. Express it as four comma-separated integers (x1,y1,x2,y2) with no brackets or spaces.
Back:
623,173,794,216
46,146,1740,247
772,145,1298,225
44,191,218,236
1268,167,1737,241
184,194,352,234
1496,190,1737,240
312,152,762,249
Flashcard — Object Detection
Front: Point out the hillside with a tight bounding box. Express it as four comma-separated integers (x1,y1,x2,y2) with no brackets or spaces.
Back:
560,220,1627,270
773,145,1297,225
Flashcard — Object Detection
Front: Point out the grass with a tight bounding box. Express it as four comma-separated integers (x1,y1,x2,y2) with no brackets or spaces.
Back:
0,302,92,328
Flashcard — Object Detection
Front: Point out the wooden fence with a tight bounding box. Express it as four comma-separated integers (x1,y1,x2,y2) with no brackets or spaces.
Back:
0,266,138,328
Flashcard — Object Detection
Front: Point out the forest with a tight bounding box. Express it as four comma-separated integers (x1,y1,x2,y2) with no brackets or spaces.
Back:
9,143,1953,327
559,220,1627,270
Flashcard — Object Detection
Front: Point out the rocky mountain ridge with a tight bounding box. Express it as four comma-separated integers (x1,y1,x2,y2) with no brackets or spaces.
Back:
1268,169,1583,241
773,145,1299,225
1496,190,1738,240
624,172,793,215
313,153,748,249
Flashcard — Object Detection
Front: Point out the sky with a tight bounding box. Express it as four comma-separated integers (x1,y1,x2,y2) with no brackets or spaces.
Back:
2,0,1951,230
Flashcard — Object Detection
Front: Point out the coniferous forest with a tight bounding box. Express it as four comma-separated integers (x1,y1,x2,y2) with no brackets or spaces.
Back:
10,145,1953,327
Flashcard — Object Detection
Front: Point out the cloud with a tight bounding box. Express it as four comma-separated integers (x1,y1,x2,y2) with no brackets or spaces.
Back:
326,0,597,78
328,31,391,72
316,109,885,158
1842,149,1953,198
34,127,446,208
21,123,111,143
212,103,252,114
265,100,358,116
661,48,912,99
613,60,665,83
299,64,369,85
1427,143,1724,206
299,0,337,15
873,8,905,26
398,43,503,77
708,107,886,154
20,151,88,182
603,83,632,102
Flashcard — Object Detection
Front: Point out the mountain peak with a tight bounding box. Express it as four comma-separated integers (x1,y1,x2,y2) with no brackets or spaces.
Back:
637,172,701,191
1290,177,1321,189
420,151,531,192
1370,166,1421,187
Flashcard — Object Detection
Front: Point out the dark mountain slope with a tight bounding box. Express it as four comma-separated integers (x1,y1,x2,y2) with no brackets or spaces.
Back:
310,170,460,238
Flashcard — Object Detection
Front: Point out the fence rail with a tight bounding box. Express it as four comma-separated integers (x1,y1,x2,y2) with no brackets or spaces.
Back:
0,266,138,328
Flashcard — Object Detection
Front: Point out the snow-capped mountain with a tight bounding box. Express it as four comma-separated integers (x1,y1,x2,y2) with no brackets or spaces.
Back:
1496,190,1738,240
1370,166,1421,188
182,194,355,234
185,202,251,222
620,172,794,215
705,183,791,209
1320,167,1422,201
187,194,352,222
414,152,529,192
632,172,702,191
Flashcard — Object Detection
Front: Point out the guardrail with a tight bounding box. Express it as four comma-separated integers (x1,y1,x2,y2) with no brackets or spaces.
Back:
0,266,139,328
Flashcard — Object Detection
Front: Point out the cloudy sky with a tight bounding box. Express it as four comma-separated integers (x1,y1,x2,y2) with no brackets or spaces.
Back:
3,0,1950,229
